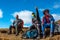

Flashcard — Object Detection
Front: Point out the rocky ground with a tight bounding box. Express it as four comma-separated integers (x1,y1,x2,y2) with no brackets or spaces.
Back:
0,28,60,40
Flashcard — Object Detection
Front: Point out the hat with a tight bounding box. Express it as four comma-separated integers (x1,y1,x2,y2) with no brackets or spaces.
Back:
43,9,49,14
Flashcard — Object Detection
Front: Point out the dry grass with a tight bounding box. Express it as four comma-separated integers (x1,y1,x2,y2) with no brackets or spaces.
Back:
0,28,60,40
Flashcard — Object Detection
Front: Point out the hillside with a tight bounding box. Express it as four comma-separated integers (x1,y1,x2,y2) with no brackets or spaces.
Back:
0,28,60,40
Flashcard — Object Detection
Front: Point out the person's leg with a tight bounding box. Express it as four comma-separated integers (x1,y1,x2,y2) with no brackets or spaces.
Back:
21,28,24,33
13,27,15,34
9,25,12,34
50,22,54,37
15,25,19,36
36,24,40,38
18,26,20,34
29,25,34,30
20,26,24,33
26,31,31,38
16,26,22,36
18,27,23,34
42,24,46,38
37,24,40,35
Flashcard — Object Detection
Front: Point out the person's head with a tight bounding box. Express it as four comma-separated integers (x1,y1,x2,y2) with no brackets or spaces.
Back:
16,15,19,19
32,12,36,17
43,9,49,15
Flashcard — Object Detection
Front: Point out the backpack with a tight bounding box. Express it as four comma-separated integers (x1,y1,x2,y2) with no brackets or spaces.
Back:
22,29,38,38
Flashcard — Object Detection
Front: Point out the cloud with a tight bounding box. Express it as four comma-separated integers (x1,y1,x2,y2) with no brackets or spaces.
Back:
52,14,60,21
10,19,14,23
53,4,60,9
0,9,3,18
12,10,33,27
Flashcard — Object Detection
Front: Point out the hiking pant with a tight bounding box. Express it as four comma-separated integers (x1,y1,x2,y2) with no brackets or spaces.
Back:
9,25,23,35
9,25,15,34
42,23,54,36
36,24,40,35
32,23,40,35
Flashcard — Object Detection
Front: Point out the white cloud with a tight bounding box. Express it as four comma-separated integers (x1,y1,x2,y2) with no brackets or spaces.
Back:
52,14,60,21
10,19,14,23
0,9,3,18
12,10,33,27
53,4,60,9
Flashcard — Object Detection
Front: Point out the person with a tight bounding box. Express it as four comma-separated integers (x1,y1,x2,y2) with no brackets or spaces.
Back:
29,13,40,38
32,13,40,35
41,9,55,38
58,22,60,34
22,13,38,38
9,15,24,36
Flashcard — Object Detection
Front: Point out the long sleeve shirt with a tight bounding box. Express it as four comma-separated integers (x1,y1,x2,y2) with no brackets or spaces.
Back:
42,14,55,24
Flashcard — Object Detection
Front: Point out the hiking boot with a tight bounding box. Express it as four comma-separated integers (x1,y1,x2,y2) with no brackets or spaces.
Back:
37,34,40,39
22,36,27,38
16,33,19,36
43,35,45,39
37,36,40,39
50,32,53,37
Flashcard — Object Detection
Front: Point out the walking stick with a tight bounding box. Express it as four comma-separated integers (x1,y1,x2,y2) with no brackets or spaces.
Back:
35,7,41,39
36,7,41,24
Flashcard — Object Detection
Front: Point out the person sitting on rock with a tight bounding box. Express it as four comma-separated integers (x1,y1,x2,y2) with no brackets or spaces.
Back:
8,15,24,36
32,13,40,35
42,9,55,38
29,13,40,38
22,13,39,38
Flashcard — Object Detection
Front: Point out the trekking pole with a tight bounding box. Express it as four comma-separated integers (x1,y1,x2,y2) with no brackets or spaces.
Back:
36,7,41,24
36,7,41,32
35,7,42,39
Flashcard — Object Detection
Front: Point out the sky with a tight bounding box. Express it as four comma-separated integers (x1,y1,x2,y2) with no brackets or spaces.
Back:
0,0,60,28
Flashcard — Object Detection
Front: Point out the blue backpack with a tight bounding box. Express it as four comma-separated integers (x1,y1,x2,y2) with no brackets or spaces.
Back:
23,29,38,38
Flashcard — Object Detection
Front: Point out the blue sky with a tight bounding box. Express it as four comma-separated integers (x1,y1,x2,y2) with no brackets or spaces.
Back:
0,0,60,28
